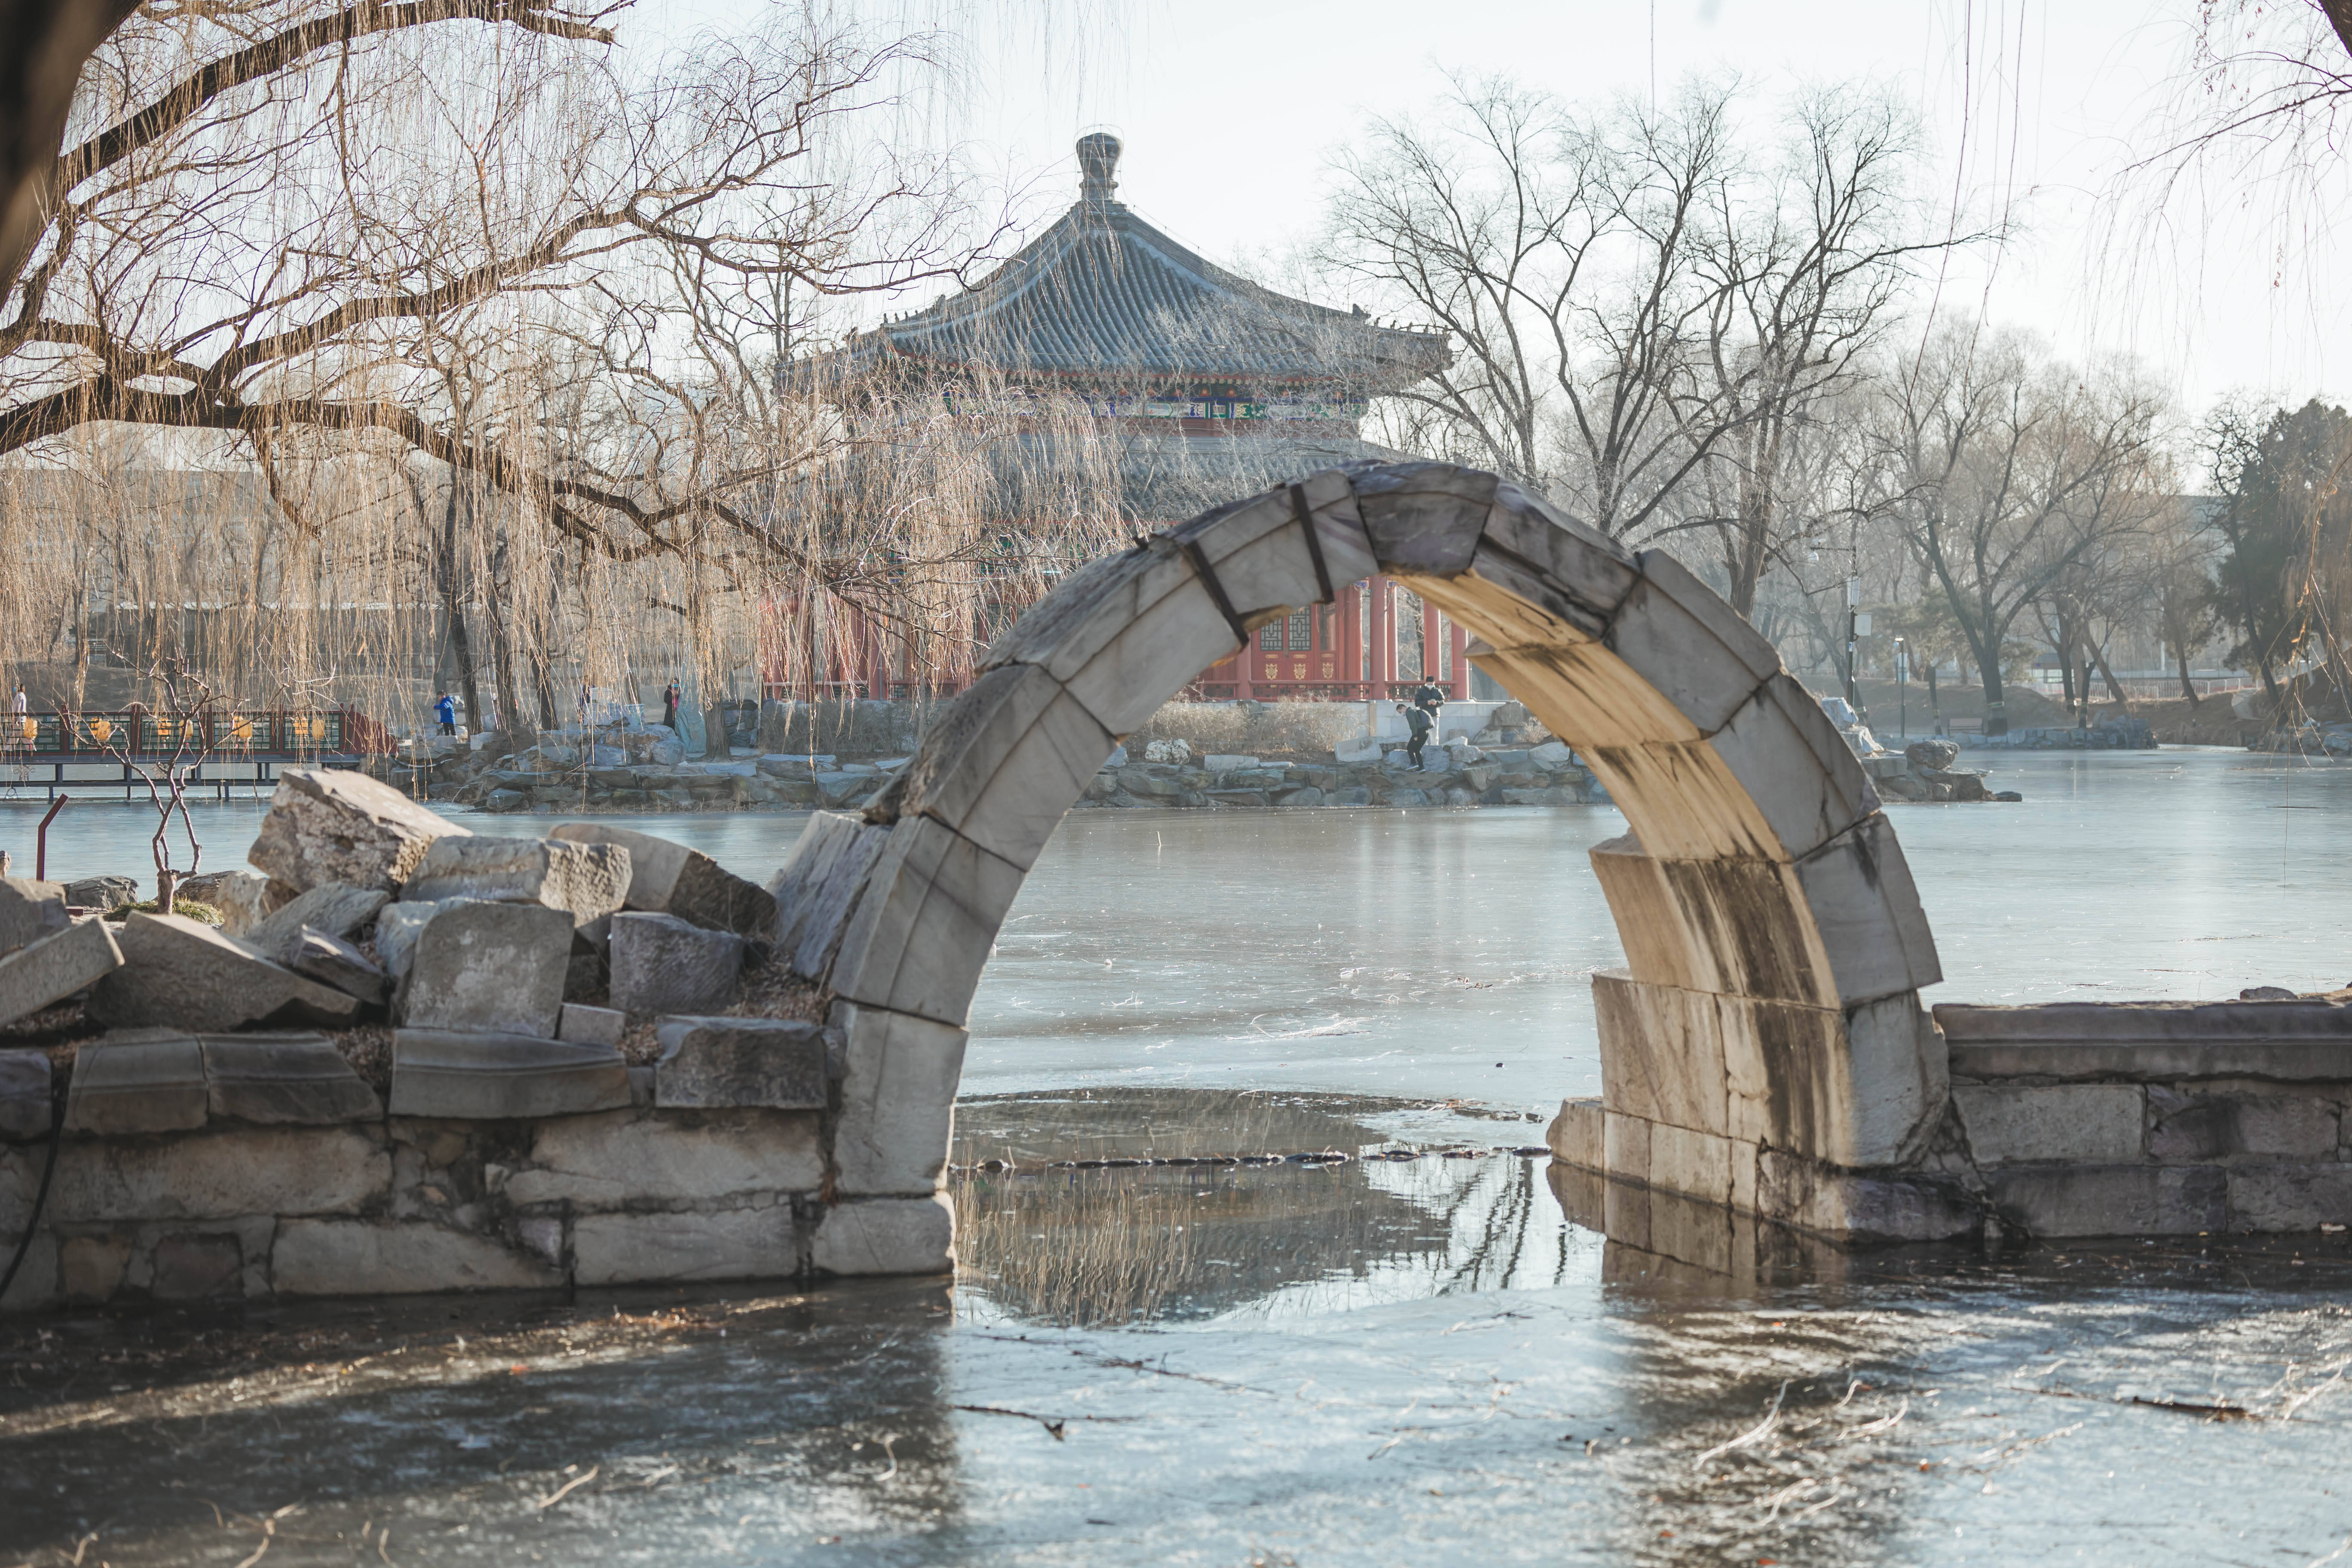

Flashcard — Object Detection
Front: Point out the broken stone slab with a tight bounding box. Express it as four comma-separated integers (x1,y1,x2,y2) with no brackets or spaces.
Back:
558,1002,624,1047
199,1033,382,1125
247,767,470,893
89,912,359,1032
207,871,282,937
49,1124,387,1224
386,1029,631,1119
653,1016,827,1110
0,876,68,955
62,874,138,913
0,1049,53,1140
810,1194,953,1276
608,913,744,1016
395,900,571,1038
0,918,125,1029
63,1032,209,1135
550,823,777,939
374,898,461,983
282,927,388,1005
508,1108,823,1207
241,882,389,957
399,835,628,925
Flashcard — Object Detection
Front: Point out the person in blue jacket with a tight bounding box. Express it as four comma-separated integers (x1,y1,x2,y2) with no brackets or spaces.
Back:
434,690,457,735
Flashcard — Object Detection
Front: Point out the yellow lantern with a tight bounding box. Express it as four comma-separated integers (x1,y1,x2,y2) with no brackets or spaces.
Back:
87,717,113,744
228,715,253,742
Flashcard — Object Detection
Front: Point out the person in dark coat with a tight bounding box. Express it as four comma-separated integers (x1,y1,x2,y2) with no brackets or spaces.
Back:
662,681,680,729
1400,701,1434,770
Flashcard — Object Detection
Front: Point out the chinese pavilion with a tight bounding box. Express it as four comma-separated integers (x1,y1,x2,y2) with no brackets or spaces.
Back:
778,133,1466,703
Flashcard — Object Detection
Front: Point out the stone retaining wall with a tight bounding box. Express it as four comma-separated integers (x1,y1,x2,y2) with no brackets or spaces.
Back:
0,768,957,1312
1544,996,2352,1243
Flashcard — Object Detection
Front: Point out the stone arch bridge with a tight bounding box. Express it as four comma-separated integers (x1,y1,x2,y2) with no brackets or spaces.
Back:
778,460,1977,1270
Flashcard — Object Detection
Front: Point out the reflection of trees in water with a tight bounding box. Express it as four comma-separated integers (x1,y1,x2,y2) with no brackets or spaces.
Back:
955,1152,1579,1328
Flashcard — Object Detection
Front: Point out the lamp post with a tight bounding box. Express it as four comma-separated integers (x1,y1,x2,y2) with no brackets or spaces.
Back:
1894,637,1907,740
1844,575,1861,713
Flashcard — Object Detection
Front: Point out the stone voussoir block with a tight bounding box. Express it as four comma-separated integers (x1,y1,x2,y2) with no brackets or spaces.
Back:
388,1029,630,1120
609,913,745,1017
200,1033,381,1126
769,812,893,980
654,1015,827,1110
830,1001,966,1196
827,815,1025,1029
809,1193,954,1277
91,912,357,1032
395,900,572,1037
247,767,469,893
0,917,124,1029
889,662,1116,872
401,835,629,925
64,1032,209,1135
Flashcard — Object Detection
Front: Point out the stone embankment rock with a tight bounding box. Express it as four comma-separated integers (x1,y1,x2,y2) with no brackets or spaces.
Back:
0,767,945,1312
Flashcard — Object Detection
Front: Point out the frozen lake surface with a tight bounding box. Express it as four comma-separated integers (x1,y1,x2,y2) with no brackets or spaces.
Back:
7,749,2352,1565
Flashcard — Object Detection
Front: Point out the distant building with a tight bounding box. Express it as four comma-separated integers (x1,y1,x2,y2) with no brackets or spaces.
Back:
772,134,1473,704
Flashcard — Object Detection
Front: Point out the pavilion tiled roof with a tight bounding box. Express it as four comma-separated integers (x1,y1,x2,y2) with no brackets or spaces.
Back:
841,135,1448,394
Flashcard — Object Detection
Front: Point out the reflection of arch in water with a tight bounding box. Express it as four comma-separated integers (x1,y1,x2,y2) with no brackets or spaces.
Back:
776,462,1968,1275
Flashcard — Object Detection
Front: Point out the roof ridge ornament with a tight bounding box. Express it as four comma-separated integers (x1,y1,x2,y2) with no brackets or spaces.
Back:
1076,132,1120,206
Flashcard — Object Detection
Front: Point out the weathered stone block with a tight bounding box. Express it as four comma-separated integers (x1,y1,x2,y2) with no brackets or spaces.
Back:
63,875,137,913
241,882,388,958
91,913,357,1032
60,1234,131,1302
1755,1148,1982,1243
150,1232,244,1299
50,1126,388,1222
396,900,571,1036
827,815,1024,1028
1939,998,2352,1081
550,823,778,939
0,876,68,955
609,913,744,1016
1704,674,1874,864
1544,1097,1603,1168
1789,812,1942,1005
0,917,124,1029
401,835,629,924
386,1029,630,1119
1985,1164,2225,1238
1954,1084,2144,1164
273,1219,560,1295
2148,1087,2341,1161
770,812,893,977
572,1206,800,1286
64,1033,208,1134
830,1002,965,1195
281,926,386,1005
890,663,1116,871
0,1049,51,1140
654,1015,825,1110
1649,1121,1733,1205
209,870,282,936
1603,1109,1650,1185
1592,970,1728,1135
558,1002,624,1047
506,1108,822,1207
2226,1165,2352,1231
248,767,468,893
200,1034,380,1125
810,1194,953,1276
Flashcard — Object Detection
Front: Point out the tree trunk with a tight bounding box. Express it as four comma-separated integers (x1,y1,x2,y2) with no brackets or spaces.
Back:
479,545,533,753
439,484,481,731
2177,646,2200,706
2091,637,2129,710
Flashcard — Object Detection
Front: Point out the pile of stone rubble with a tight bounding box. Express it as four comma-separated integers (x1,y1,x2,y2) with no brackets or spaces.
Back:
0,767,805,1128
1858,738,2024,804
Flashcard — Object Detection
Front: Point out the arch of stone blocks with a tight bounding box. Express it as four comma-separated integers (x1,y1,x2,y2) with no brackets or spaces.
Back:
773,461,1951,1268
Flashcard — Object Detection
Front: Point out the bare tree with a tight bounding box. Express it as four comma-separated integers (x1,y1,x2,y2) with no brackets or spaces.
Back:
1875,326,2171,734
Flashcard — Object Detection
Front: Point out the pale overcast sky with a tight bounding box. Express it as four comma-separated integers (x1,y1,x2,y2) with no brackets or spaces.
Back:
664,1,2351,425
